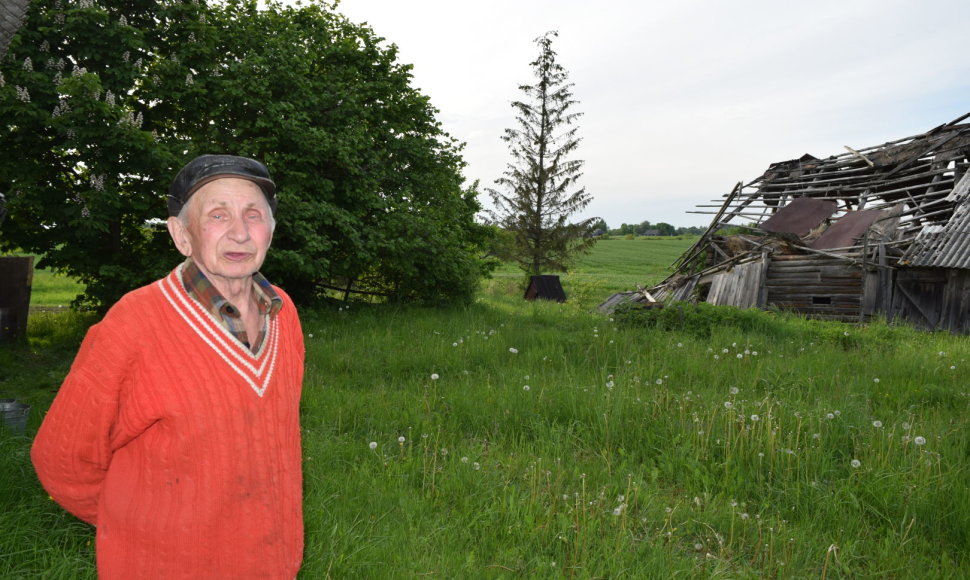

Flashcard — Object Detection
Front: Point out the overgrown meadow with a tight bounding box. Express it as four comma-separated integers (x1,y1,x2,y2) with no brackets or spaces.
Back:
2,238,969,578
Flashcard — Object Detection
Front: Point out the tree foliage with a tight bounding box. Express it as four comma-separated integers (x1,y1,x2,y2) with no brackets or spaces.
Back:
0,0,492,309
485,31,596,277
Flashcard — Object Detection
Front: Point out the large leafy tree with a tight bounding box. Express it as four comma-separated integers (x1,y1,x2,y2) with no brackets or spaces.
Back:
0,0,491,309
486,31,596,277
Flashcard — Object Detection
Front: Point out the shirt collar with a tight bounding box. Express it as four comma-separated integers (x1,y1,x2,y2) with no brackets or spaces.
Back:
180,258,283,319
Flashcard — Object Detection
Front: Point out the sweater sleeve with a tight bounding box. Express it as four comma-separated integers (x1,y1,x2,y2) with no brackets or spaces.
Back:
31,319,130,525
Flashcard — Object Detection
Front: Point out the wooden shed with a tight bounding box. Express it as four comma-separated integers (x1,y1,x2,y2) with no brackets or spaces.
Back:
609,112,970,333
525,275,567,302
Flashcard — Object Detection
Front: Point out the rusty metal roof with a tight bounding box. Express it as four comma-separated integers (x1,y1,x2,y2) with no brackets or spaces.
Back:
810,209,888,251
758,197,837,237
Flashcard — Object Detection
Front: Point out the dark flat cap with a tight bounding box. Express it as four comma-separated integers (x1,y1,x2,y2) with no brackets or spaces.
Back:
168,155,277,217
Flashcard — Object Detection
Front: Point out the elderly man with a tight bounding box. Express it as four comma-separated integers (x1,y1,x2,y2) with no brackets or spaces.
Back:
32,155,305,579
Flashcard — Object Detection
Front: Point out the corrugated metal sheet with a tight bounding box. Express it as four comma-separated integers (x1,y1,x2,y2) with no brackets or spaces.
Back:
904,172,970,269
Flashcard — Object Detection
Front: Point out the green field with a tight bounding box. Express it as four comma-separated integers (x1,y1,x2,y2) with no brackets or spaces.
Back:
3,238,970,578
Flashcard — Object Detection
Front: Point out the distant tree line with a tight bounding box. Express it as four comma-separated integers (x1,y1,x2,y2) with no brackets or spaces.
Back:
589,219,704,237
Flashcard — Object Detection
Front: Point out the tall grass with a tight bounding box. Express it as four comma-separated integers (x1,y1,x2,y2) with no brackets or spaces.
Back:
2,238,969,578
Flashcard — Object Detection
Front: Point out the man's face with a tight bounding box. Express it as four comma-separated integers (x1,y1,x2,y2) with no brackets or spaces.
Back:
167,178,274,287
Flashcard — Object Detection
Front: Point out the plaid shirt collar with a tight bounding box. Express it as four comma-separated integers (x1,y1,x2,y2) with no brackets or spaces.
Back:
180,259,282,352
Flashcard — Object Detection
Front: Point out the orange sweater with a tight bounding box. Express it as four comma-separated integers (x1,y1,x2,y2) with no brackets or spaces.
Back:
32,267,305,579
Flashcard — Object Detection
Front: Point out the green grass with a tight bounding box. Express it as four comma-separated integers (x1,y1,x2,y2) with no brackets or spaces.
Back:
486,236,692,307
3,237,970,578
29,269,85,309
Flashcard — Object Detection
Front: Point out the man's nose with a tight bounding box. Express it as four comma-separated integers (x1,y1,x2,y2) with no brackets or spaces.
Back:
227,215,251,241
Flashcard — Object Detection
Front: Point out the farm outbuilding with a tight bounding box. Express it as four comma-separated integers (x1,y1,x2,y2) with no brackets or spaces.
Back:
611,112,970,333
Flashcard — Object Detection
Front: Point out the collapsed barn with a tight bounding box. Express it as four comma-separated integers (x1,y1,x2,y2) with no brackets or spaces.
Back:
615,112,970,333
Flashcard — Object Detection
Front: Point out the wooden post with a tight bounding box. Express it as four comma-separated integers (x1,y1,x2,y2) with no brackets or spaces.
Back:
0,256,33,342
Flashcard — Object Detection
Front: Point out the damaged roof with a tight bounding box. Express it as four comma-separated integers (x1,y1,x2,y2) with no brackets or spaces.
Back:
636,112,970,308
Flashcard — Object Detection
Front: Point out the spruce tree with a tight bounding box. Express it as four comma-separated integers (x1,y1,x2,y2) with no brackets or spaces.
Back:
487,31,597,277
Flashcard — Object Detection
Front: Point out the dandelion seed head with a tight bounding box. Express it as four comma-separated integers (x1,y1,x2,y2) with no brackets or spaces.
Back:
850,459,861,468
508,347,518,354
523,385,530,391
430,373,440,380
750,414,760,422
914,436,927,446
398,436,406,444
368,441,377,450
872,420,883,428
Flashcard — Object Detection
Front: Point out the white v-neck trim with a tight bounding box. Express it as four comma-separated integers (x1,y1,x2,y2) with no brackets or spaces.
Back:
158,267,279,397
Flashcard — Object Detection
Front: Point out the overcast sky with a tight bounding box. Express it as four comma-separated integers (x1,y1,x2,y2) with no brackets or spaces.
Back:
333,0,970,229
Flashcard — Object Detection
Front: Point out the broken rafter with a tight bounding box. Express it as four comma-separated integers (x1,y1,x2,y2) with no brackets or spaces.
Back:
844,145,876,168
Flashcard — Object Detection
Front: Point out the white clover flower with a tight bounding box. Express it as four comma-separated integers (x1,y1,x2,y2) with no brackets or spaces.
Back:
369,441,377,450
850,459,861,468
509,347,518,354
914,436,927,446
872,420,883,428
430,373,440,380
473,462,481,470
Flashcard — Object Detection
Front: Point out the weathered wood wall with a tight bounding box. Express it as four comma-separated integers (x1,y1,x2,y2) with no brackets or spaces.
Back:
764,254,864,321
890,268,970,333
706,255,768,309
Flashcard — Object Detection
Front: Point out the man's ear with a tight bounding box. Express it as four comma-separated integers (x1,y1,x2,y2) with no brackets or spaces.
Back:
167,216,193,257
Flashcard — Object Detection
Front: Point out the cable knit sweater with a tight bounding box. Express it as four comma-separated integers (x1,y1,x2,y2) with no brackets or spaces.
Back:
32,266,305,579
